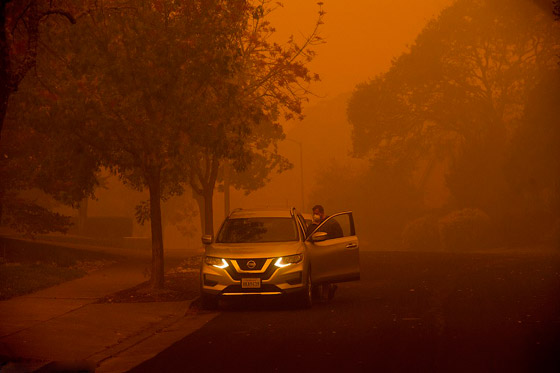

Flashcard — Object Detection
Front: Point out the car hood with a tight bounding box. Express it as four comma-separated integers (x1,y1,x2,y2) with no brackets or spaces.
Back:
205,241,303,259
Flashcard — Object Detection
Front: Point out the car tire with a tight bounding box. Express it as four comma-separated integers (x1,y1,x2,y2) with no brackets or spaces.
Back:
297,269,313,309
201,293,218,310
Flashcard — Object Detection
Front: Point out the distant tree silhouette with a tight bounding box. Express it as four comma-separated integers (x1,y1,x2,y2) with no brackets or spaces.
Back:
347,0,560,247
504,70,560,245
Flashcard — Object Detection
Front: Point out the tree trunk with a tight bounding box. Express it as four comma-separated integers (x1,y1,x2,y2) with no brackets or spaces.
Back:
223,163,230,217
191,154,220,237
203,187,214,236
0,0,10,140
0,192,3,226
193,189,205,236
193,186,214,236
78,198,88,235
148,170,164,289
0,89,7,140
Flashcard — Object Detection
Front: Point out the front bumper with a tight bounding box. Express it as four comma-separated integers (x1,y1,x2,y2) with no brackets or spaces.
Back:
201,257,305,296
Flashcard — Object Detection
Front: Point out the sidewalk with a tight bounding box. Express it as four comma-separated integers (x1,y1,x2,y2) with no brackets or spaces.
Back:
0,243,217,372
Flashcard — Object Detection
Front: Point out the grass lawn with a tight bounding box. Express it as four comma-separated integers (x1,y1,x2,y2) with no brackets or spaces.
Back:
0,262,86,300
0,237,118,300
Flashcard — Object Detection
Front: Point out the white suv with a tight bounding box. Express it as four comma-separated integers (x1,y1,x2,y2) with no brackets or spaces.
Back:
200,207,360,308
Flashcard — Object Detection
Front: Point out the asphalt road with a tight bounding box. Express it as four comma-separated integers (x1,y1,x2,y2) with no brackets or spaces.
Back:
131,250,560,372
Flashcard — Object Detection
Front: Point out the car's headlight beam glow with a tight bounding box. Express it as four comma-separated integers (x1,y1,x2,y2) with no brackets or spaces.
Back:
205,256,229,269
275,254,303,268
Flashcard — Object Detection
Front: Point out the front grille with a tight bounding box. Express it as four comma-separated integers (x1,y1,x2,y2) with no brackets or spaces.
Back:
224,259,278,281
234,258,268,271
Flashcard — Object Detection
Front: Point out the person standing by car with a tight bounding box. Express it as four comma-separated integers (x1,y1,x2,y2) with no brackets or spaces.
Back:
306,204,339,301
307,204,343,240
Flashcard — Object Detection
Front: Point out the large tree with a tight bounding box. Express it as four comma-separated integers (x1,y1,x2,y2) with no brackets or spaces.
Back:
32,0,250,288
188,0,324,236
8,0,323,287
348,0,559,213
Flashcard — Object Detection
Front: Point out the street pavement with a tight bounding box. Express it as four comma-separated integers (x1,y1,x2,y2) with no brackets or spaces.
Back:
132,249,560,372
0,240,216,372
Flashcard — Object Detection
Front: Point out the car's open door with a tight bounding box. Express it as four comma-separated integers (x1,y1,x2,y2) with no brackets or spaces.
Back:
306,211,360,284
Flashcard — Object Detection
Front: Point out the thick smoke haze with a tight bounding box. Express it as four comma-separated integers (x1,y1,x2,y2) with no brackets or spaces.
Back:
83,0,458,249
1,0,558,252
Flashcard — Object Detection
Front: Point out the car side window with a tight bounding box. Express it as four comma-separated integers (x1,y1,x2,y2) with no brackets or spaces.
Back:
317,213,355,240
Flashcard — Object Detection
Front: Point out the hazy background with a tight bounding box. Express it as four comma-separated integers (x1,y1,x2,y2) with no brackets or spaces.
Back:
81,0,456,249
10,0,556,252
231,0,454,203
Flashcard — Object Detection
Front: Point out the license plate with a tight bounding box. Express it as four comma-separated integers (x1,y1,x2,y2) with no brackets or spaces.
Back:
241,278,261,288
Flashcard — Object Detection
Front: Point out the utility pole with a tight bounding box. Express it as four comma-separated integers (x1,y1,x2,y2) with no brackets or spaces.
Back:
286,138,305,211
224,162,230,217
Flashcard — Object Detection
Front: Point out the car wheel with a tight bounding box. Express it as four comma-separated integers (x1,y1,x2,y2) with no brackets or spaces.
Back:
201,293,218,310
298,269,313,309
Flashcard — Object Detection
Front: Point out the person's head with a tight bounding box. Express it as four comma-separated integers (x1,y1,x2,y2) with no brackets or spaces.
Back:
312,204,325,223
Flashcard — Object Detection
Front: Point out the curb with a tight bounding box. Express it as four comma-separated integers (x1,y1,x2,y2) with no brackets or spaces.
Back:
91,300,193,367
94,299,219,373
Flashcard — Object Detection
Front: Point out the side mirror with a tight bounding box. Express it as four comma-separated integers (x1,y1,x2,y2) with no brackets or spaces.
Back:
311,231,328,242
201,235,213,245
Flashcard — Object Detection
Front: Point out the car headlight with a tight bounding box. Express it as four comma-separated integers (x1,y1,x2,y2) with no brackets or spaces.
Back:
275,254,303,268
205,256,229,269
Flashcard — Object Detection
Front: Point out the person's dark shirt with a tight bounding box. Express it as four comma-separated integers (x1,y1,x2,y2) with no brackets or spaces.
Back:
306,222,319,237
320,218,343,239
308,217,343,240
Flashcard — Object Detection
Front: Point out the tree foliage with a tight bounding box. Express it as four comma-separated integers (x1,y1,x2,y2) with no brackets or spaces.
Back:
0,0,80,138
346,0,560,248
0,0,93,234
187,0,324,235
21,0,252,288
349,0,559,167
503,70,560,244
13,0,323,287
0,114,100,235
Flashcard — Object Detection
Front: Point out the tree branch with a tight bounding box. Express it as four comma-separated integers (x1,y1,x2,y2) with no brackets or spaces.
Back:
40,9,76,24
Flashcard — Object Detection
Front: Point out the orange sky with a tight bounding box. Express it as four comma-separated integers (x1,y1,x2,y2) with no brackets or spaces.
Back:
268,0,454,100
218,0,457,220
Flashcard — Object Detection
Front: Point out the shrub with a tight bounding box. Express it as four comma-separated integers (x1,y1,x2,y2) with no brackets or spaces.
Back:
438,208,491,251
401,215,442,251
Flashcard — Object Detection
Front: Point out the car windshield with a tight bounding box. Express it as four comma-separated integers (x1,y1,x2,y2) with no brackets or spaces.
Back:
216,217,298,243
